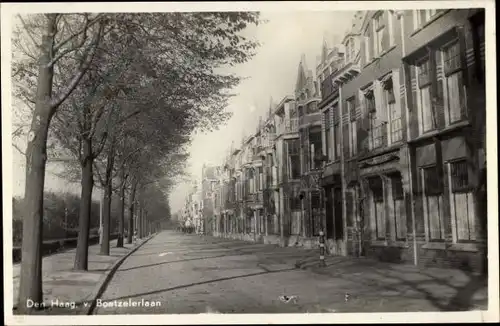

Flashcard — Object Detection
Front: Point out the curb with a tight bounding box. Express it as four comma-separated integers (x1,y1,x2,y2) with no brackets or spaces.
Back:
84,233,157,315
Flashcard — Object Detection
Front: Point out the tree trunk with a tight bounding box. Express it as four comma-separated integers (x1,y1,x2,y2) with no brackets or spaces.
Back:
17,15,57,314
99,182,112,255
100,145,115,255
138,201,143,238
127,180,137,244
117,169,126,248
74,139,94,271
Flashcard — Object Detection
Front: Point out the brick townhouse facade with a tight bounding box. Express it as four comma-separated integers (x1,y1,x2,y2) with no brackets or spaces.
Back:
193,8,486,274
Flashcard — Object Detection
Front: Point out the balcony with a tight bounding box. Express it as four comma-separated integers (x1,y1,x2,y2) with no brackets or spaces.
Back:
261,133,275,149
299,112,321,127
333,58,360,84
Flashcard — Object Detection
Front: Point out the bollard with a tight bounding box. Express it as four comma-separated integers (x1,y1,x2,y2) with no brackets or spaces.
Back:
319,230,326,267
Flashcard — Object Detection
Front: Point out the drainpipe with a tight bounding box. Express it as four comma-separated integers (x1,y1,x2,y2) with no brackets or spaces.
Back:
339,83,348,256
398,10,418,266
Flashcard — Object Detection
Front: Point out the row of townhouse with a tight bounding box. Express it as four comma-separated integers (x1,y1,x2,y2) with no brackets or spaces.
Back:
207,8,487,273
181,180,204,233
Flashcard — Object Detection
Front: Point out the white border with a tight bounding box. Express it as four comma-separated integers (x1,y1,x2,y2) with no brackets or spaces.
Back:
2,1,498,324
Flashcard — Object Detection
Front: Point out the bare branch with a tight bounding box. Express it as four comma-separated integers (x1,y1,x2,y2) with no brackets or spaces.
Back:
52,13,104,53
16,14,41,48
12,143,26,156
50,21,104,110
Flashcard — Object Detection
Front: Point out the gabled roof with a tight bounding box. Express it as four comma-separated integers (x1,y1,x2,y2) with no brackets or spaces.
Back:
295,54,308,93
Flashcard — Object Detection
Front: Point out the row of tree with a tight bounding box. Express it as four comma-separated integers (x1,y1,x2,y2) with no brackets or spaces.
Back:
12,12,261,313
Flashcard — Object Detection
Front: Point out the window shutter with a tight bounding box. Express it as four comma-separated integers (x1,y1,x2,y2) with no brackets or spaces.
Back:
259,173,263,191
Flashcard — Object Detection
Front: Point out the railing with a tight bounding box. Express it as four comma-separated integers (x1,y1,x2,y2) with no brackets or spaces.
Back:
369,122,388,150
321,74,339,99
390,117,403,143
285,118,299,133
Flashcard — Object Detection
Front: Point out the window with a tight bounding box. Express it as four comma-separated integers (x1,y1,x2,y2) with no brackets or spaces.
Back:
345,38,355,63
310,130,322,169
334,121,340,161
324,110,332,161
287,139,301,179
413,9,439,29
364,89,376,113
421,165,445,241
417,58,436,133
364,31,371,63
390,174,407,240
448,159,476,241
442,41,466,124
373,12,385,56
258,167,264,191
369,177,385,239
347,98,357,156
383,76,402,143
333,103,341,160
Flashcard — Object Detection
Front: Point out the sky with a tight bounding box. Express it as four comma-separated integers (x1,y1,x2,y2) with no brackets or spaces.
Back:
169,10,355,213
9,10,356,209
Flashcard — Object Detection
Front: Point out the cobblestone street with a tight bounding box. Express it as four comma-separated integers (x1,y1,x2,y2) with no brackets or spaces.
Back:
92,231,488,314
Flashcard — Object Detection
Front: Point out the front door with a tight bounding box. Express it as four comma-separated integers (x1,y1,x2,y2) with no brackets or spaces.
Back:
333,187,344,240
325,186,334,239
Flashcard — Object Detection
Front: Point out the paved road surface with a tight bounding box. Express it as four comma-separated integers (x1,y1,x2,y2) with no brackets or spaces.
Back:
93,230,487,314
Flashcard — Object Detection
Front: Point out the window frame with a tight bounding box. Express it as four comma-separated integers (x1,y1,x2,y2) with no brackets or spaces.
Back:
440,39,467,126
420,164,445,241
415,56,436,134
347,97,357,156
446,159,477,243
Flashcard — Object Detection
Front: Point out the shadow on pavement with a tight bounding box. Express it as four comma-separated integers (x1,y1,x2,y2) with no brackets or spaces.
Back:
117,252,258,272
99,266,298,303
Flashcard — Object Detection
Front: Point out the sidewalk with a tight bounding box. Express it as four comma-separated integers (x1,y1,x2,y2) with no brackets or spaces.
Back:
203,233,489,312
12,236,153,315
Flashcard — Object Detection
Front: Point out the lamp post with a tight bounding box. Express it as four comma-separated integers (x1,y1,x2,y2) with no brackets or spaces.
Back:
99,188,104,245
